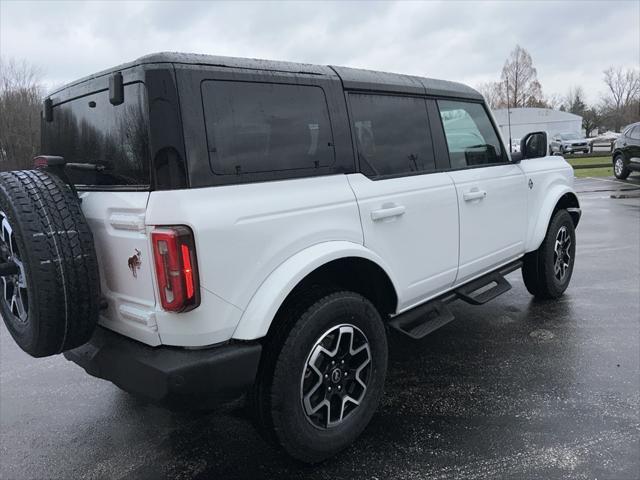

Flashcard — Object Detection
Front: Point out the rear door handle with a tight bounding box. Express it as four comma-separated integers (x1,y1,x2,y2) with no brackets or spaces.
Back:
463,189,487,202
371,205,406,221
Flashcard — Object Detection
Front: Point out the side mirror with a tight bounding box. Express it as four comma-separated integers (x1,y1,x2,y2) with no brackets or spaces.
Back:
520,131,547,160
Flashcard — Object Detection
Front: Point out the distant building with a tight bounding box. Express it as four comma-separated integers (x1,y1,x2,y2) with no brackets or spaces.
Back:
492,108,583,145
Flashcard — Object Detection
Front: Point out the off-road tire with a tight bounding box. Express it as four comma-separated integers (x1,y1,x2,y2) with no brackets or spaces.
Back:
522,209,576,299
0,170,100,357
252,289,388,463
613,155,630,180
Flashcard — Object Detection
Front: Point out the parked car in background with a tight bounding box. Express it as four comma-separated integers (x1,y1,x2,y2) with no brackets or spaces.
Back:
550,133,589,155
612,122,640,179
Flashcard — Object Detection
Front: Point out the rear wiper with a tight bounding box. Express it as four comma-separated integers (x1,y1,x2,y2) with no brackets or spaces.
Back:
65,162,107,172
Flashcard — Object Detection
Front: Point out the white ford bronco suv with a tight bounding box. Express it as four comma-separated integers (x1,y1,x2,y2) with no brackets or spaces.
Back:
0,53,580,463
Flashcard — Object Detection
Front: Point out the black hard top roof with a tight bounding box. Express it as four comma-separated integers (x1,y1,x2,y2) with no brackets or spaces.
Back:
51,51,483,100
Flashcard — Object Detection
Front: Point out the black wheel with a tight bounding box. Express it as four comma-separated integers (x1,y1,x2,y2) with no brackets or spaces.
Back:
613,155,630,180
522,209,576,299
252,290,388,463
0,170,100,357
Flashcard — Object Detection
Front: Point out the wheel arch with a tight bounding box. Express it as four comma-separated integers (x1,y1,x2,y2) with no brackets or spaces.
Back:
612,149,625,161
526,187,581,253
232,241,399,341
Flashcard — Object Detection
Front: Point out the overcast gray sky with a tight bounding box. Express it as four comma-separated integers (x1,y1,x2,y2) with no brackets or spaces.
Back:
1,0,638,103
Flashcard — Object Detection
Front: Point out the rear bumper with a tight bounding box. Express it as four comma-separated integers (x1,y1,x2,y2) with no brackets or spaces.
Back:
64,326,262,407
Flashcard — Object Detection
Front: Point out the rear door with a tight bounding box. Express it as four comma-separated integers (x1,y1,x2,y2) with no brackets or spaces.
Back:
346,92,459,311
42,82,160,345
436,99,527,284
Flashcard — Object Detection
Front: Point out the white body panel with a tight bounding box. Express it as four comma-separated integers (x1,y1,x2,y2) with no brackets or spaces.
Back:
232,240,399,340
518,156,576,252
346,173,459,310
144,175,362,346
79,191,161,346
84,156,576,347
447,164,528,284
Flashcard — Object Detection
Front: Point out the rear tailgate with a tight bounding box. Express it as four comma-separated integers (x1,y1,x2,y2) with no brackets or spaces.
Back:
80,191,160,345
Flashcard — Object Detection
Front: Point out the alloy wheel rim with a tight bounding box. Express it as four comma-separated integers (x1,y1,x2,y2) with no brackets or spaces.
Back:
615,158,623,176
553,225,572,282
300,324,372,429
0,211,28,323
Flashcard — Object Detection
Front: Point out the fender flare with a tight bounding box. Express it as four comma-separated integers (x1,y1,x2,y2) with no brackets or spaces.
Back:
231,241,399,340
525,184,580,252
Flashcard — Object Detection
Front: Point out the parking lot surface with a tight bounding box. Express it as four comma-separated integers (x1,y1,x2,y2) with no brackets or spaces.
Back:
1,176,639,480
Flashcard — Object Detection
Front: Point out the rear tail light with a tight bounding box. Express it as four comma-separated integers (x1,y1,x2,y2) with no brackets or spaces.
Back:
151,226,200,313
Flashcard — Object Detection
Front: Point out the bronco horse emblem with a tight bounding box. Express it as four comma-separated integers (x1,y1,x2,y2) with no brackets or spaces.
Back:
128,249,142,278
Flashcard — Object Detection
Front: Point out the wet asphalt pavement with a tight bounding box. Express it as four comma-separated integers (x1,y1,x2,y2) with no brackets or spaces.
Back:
1,176,639,480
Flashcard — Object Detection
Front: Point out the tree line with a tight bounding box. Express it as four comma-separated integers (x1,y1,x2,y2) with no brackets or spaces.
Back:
477,45,640,137
0,59,43,170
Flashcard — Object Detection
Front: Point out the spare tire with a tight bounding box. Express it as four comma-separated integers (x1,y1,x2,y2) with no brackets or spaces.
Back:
0,169,100,357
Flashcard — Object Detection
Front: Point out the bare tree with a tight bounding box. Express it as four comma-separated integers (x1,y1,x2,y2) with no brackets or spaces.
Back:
544,92,565,111
476,81,503,110
477,45,546,110
0,58,44,170
500,45,545,108
601,67,640,131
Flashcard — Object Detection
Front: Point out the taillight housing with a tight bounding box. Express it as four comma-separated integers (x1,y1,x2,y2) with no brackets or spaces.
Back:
151,226,200,313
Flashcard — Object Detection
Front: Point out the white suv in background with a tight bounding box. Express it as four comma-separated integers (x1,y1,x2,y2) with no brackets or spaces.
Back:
0,53,580,463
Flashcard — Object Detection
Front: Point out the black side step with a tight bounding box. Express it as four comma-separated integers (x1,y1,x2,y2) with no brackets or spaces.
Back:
389,260,523,340
389,300,455,340
455,260,522,305
455,272,511,305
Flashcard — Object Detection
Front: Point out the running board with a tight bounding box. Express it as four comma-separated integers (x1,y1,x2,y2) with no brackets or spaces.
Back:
389,260,522,340
455,260,521,305
389,301,455,340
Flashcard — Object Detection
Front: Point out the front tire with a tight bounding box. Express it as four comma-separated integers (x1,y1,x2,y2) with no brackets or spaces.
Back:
522,210,576,299
252,290,388,463
613,155,630,180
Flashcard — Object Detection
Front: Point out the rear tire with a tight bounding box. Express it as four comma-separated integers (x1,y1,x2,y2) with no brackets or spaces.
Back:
252,289,388,463
522,210,576,299
613,155,630,180
0,170,100,357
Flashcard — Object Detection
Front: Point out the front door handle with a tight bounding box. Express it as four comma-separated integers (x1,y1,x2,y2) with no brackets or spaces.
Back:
371,205,406,221
463,189,487,201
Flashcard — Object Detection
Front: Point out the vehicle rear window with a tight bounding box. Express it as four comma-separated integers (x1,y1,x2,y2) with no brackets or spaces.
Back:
437,100,507,169
201,81,335,175
41,83,150,187
348,93,436,178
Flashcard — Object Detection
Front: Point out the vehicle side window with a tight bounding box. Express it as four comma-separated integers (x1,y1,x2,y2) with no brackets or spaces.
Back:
201,81,335,175
437,100,507,169
629,126,640,140
348,93,436,178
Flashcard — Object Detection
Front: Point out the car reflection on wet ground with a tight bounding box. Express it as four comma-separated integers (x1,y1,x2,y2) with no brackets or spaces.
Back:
1,176,639,480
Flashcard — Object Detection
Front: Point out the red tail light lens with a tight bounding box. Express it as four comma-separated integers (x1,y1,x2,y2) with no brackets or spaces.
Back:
151,226,200,312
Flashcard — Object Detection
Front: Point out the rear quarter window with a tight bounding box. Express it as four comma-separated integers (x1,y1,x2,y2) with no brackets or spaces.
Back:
201,81,335,175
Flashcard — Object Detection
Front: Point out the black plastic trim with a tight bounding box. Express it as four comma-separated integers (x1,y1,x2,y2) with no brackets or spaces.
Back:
64,326,262,408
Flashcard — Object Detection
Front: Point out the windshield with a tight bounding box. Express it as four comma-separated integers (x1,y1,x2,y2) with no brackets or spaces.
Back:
41,83,150,188
560,133,580,140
